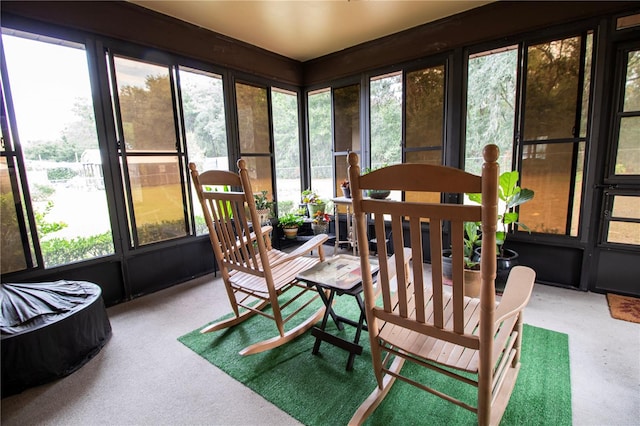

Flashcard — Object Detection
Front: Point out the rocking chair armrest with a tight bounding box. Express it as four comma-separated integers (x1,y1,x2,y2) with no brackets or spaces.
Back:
258,225,273,250
494,265,536,324
259,225,273,235
271,234,329,267
257,225,273,241
239,225,272,246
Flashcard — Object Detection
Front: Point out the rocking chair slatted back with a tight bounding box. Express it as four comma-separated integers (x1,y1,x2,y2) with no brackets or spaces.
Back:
189,160,328,356
190,169,267,277
347,145,536,426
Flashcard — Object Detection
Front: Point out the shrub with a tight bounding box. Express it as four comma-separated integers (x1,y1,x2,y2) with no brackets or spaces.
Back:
277,200,294,215
35,201,67,235
47,167,77,182
41,232,113,267
31,183,55,202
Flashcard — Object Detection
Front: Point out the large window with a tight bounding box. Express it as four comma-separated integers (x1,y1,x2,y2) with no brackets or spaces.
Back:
465,34,592,237
367,65,445,206
370,71,403,204
272,88,301,215
235,81,273,198
405,64,445,204
405,65,445,163
110,55,186,246
519,35,591,236
465,47,518,175
370,72,402,169
2,32,114,271
602,47,640,246
308,88,332,200
333,83,360,199
178,67,228,235
615,49,640,176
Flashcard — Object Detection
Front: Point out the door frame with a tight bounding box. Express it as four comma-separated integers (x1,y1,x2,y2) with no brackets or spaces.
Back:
590,36,640,296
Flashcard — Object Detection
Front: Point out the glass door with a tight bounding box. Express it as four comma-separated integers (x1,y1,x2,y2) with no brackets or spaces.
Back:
594,43,640,295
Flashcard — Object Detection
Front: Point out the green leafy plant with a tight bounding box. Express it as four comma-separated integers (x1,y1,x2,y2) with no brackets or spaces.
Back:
40,232,113,267
277,200,294,215
204,184,233,218
35,201,67,235
301,188,321,204
47,167,77,182
463,221,481,269
468,170,535,257
253,190,273,211
194,215,208,235
278,212,304,228
30,183,55,202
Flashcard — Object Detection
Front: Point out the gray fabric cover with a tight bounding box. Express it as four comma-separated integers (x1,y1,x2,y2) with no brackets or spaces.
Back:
1,280,112,397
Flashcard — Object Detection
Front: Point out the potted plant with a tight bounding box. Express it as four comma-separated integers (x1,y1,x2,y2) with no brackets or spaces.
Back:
340,180,351,198
442,221,482,298
468,170,535,292
279,212,304,239
311,210,331,235
302,188,326,218
362,166,390,199
253,190,273,225
462,221,481,298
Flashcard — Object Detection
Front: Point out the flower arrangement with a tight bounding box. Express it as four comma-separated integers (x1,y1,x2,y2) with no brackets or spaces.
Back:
339,179,351,198
313,210,331,225
301,188,321,204
311,210,330,235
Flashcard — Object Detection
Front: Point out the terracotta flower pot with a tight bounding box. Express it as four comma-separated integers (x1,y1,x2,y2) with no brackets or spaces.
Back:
463,268,481,298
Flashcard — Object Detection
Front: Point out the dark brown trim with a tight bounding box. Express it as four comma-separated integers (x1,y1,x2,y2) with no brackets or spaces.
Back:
303,1,638,86
1,0,304,86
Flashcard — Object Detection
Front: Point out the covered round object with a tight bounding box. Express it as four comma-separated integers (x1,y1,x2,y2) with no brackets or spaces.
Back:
1,280,112,397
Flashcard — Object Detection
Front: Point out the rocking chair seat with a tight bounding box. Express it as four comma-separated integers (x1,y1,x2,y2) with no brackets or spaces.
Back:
378,291,523,373
228,238,327,294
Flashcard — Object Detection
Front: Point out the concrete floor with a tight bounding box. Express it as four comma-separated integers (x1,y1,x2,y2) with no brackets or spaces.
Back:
2,249,639,425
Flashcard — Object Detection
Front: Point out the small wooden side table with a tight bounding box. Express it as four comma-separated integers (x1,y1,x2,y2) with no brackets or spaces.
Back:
297,254,379,370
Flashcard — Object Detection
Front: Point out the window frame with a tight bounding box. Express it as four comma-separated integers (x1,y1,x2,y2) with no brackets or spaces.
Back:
463,27,596,240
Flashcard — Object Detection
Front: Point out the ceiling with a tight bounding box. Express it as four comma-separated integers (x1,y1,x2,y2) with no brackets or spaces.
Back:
129,1,494,62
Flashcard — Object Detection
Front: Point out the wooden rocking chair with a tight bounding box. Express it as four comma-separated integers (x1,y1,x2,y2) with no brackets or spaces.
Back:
347,145,536,425
189,160,328,355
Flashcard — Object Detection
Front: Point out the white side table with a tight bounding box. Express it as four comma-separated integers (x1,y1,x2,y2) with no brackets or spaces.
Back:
331,196,357,255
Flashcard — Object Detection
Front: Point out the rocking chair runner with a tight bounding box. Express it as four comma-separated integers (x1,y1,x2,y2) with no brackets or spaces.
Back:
189,160,328,356
347,145,536,426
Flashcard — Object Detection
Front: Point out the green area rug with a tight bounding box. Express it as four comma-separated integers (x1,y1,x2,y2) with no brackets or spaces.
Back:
179,296,571,425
